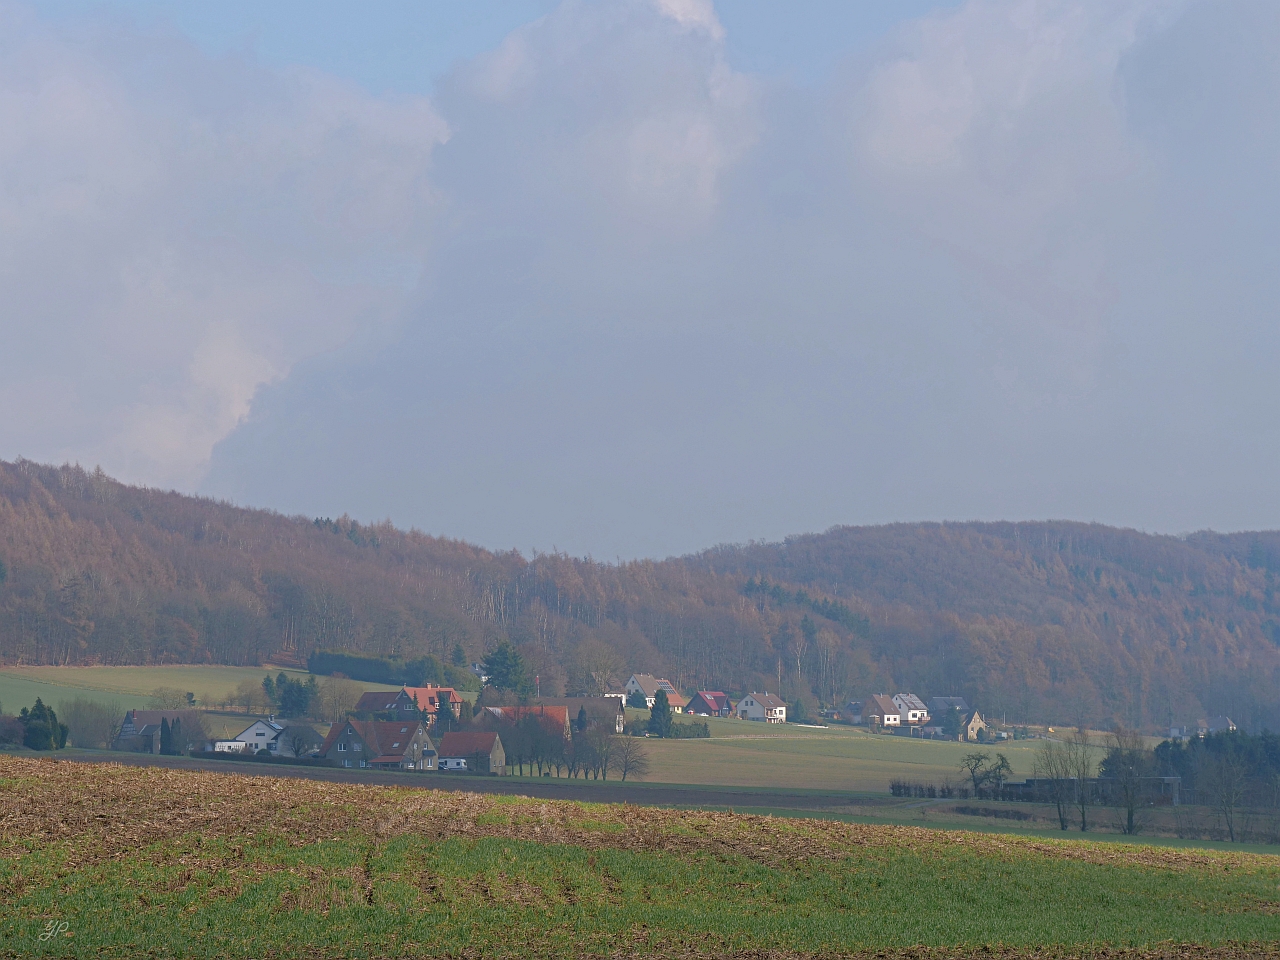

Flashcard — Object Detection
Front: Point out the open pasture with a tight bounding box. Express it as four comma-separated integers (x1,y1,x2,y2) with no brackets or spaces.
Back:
0,664,398,714
638,714,1053,792
2,756,1279,959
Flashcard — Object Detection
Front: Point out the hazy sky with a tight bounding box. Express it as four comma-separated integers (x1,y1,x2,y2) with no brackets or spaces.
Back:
3,0,1278,558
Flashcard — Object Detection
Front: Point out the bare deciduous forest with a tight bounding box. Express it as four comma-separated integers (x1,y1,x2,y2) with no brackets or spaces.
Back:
1,459,1277,731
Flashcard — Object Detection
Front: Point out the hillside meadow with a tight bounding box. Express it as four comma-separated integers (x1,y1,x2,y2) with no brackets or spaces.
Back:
1,756,1278,959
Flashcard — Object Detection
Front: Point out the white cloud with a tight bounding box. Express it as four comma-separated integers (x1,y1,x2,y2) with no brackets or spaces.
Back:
0,3,447,486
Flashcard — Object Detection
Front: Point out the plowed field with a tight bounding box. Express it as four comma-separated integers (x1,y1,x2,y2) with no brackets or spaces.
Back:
1,756,1278,958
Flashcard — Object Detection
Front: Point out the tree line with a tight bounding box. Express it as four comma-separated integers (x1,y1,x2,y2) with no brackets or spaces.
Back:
1,459,1278,731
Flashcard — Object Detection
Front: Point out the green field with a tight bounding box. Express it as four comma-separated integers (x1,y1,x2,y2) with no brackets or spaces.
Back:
1,756,1277,959
630,710,1057,792
0,664,399,714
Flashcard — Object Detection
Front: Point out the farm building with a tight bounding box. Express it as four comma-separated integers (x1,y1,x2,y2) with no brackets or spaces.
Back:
892,694,929,725
438,731,506,775
624,675,687,712
865,695,901,728
687,691,732,717
319,720,436,770
484,705,572,737
736,693,786,723
535,697,625,733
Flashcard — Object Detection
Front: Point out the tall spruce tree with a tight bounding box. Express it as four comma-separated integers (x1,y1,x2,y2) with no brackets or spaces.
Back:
648,689,673,738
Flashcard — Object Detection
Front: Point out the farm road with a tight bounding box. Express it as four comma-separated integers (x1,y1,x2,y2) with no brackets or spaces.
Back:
55,750,880,813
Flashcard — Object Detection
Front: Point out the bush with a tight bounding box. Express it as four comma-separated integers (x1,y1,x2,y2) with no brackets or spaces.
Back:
19,699,67,751
667,720,710,739
0,716,23,745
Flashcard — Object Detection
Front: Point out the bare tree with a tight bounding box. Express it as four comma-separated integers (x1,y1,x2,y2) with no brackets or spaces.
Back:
58,697,123,749
1069,727,1095,832
149,687,186,710
1103,726,1151,836
1034,739,1074,830
318,676,362,723
584,726,615,780
959,752,991,796
1203,751,1251,842
612,736,650,782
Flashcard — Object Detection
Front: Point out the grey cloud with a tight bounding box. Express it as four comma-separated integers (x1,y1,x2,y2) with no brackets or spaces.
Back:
206,0,1280,555
4,0,1278,557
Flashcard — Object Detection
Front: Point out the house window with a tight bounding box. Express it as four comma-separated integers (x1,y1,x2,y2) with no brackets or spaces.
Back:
343,759,351,768
337,743,347,752
353,742,361,751
392,742,401,748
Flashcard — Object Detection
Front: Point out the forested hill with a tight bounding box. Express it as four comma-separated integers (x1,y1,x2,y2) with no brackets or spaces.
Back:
1,459,1278,732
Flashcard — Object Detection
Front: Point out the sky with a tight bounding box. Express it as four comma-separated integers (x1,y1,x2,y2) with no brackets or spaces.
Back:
2,0,1278,559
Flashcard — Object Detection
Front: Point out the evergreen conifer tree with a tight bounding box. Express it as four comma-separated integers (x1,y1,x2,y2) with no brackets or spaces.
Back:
648,689,673,738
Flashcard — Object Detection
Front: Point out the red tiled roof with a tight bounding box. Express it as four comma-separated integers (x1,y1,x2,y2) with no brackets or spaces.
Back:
438,731,500,758
486,705,570,731
402,686,464,713
690,691,729,712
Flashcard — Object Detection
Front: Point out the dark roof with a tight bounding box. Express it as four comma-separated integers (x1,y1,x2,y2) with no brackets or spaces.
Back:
124,709,187,728
438,731,501,758
689,692,730,712
744,693,785,710
868,694,899,717
354,691,405,713
928,696,971,714
320,719,428,758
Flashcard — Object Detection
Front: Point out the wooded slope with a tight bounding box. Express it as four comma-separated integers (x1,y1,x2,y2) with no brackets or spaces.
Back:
0,459,1276,731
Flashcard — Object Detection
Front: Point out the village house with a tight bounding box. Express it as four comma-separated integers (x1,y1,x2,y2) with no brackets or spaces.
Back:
319,719,436,770
352,686,465,727
892,694,929,726
623,675,687,712
927,696,970,717
865,695,901,728
535,697,626,733
352,690,407,715
687,691,732,717
1198,716,1236,735
961,710,988,742
736,693,786,723
112,709,189,753
844,701,864,724
484,705,572,738
437,731,506,775
234,718,284,753
403,686,466,722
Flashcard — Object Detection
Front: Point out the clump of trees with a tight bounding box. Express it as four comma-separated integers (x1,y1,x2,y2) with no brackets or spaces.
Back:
19,699,68,751
263,673,318,718
1155,730,1280,843
59,697,124,749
